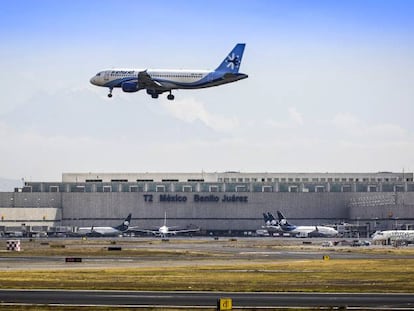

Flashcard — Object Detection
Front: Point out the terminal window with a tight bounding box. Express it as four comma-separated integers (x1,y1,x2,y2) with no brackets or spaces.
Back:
183,186,192,192
103,186,111,193
315,186,325,192
156,185,166,192
75,186,85,193
50,186,59,193
235,185,247,192
209,186,219,192
288,186,298,192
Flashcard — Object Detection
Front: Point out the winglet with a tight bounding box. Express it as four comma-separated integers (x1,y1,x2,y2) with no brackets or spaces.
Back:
215,43,246,73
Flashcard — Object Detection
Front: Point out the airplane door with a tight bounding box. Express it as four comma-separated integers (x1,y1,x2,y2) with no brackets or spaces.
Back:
104,71,109,81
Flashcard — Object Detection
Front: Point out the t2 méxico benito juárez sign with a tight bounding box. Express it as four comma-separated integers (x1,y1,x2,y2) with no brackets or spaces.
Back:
143,194,248,203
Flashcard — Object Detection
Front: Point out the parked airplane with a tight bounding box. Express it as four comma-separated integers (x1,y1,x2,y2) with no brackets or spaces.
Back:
262,212,280,229
132,212,199,238
90,43,248,100
276,211,338,237
261,212,283,236
372,230,414,244
76,214,132,237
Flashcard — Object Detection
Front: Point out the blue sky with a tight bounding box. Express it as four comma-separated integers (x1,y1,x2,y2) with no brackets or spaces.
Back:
0,1,414,182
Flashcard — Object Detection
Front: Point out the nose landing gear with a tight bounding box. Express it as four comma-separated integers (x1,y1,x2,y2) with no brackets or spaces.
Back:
107,88,113,98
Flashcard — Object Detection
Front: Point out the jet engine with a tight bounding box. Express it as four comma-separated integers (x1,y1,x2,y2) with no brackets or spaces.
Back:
121,81,139,92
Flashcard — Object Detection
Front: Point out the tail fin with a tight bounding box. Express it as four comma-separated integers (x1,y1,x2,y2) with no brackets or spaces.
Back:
277,211,291,226
263,212,278,226
263,213,270,224
115,214,131,232
269,212,278,226
215,43,246,73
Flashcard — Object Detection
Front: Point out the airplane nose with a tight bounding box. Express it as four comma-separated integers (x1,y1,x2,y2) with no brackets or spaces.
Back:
90,77,96,85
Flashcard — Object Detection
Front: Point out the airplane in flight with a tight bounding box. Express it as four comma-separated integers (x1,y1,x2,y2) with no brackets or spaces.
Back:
266,211,338,237
132,212,200,238
76,214,132,237
372,230,414,244
90,43,248,100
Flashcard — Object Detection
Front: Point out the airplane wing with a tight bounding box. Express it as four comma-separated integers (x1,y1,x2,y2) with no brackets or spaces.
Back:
138,70,163,89
168,228,200,235
126,227,159,235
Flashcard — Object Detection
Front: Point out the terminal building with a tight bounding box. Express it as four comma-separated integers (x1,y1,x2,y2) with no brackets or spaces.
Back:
0,171,413,236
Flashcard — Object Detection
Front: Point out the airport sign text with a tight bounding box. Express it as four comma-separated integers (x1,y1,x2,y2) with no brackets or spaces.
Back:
143,194,248,203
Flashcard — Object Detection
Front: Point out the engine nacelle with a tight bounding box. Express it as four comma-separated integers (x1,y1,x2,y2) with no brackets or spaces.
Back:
121,82,139,93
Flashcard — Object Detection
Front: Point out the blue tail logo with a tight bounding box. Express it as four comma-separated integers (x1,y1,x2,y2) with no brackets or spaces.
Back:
226,52,240,70
215,43,246,73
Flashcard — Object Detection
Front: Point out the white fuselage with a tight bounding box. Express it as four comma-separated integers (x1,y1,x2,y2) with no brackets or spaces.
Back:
159,225,171,236
90,68,246,91
288,225,338,237
372,230,414,242
77,226,121,236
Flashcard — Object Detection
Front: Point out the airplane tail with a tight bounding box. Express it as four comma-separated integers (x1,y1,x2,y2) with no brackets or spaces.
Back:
115,214,132,232
263,212,278,226
263,213,270,224
215,43,246,73
277,211,292,226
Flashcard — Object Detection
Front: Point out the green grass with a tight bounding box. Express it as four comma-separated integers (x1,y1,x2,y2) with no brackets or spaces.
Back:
0,259,413,292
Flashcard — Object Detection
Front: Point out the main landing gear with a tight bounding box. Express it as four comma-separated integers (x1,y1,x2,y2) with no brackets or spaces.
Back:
167,91,175,101
107,88,113,98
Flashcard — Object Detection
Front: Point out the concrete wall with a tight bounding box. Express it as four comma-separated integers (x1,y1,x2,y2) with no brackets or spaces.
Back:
0,207,61,227
61,192,352,229
348,192,414,220
0,191,413,231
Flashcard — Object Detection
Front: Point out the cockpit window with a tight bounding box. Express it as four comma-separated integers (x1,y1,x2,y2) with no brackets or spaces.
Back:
96,73,101,76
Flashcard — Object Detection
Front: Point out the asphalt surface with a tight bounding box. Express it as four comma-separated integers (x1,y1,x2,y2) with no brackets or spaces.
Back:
0,289,413,308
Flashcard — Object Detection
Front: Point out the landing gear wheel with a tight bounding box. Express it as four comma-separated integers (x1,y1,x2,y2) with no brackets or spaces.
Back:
108,88,113,98
167,93,175,101
108,93,113,98
151,94,159,99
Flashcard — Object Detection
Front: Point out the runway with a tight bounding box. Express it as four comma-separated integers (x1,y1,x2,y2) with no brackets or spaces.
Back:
0,289,413,308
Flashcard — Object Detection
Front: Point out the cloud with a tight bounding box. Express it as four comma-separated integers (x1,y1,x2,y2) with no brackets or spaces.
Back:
330,112,408,141
264,106,304,129
161,97,239,132
288,107,304,125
